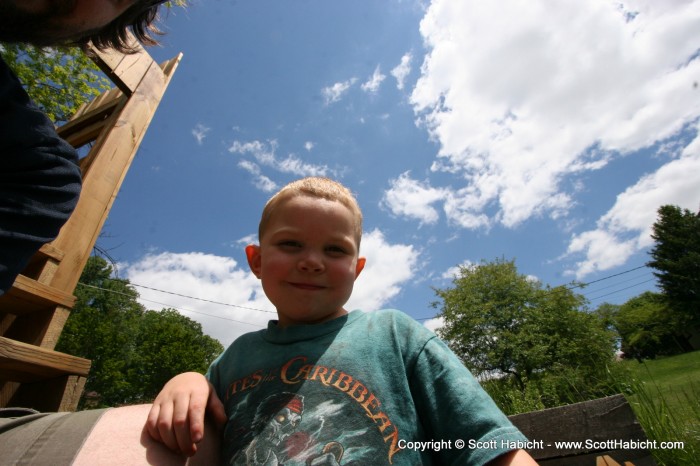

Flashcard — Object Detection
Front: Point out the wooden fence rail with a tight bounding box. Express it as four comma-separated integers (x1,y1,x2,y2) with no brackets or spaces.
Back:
509,394,656,465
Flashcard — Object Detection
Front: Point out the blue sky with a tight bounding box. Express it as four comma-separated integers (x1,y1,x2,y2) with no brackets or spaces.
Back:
98,0,700,346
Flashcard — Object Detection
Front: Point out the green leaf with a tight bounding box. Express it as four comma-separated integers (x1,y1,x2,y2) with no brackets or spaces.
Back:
1,44,111,124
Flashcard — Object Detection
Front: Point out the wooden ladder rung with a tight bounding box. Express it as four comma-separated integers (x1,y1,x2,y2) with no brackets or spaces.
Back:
0,337,90,382
37,243,65,262
57,91,123,146
0,275,76,315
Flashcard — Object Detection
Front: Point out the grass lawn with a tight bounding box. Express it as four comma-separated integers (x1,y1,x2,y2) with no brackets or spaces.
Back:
621,349,700,391
620,350,700,427
617,350,700,465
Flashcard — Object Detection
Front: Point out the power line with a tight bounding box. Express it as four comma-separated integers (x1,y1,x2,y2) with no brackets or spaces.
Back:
76,282,266,328
129,282,276,314
565,265,648,290
587,278,656,302
578,270,652,296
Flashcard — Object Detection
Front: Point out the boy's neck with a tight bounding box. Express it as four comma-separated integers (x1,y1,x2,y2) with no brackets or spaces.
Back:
275,308,349,328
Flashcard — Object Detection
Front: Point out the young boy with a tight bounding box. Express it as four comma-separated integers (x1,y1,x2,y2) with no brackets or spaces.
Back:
147,177,537,465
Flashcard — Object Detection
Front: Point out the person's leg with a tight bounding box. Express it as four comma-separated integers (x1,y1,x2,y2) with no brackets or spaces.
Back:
73,404,221,466
0,408,107,465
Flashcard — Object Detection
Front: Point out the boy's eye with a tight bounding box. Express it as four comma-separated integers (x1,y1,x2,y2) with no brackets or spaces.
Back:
278,240,302,249
326,245,347,255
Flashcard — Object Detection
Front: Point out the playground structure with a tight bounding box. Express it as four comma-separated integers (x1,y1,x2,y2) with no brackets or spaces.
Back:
0,39,182,412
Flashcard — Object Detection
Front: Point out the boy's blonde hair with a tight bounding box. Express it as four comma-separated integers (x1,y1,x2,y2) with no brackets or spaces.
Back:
259,177,363,246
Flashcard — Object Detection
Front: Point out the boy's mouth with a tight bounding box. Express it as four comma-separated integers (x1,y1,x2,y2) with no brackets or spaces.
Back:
289,282,326,291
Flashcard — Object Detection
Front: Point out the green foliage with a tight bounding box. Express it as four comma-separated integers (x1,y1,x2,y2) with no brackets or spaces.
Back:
482,364,620,415
56,256,223,408
593,302,620,333
647,205,700,351
56,257,144,406
1,43,110,123
433,258,617,410
129,309,224,403
613,292,683,361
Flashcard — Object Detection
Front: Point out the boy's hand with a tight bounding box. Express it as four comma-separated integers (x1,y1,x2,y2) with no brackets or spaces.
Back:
146,372,227,457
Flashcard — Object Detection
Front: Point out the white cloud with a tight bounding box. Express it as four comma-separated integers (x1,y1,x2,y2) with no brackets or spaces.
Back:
304,141,315,151
391,53,413,90
347,229,419,312
382,172,448,224
237,159,278,193
441,260,476,280
322,78,358,105
404,0,700,234
124,230,419,345
229,139,336,190
382,0,700,277
277,155,328,177
422,316,444,334
361,66,386,94
237,233,258,246
125,252,273,346
253,176,278,193
191,123,210,145
230,140,273,163
565,138,700,278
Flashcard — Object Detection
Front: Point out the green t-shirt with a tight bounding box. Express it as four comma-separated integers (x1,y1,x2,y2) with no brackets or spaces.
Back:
207,309,526,465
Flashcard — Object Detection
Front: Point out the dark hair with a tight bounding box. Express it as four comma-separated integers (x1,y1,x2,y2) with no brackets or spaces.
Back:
75,0,168,53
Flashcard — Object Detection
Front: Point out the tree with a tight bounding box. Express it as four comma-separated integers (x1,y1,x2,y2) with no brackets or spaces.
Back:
613,292,680,361
1,44,111,123
433,258,616,412
647,205,700,350
56,256,223,408
593,302,621,335
56,256,144,406
129,309,224,403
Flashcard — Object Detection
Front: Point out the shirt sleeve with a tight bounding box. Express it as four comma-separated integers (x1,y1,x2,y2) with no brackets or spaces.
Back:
0,56,82,294
205,353,222,389
409,335,527,465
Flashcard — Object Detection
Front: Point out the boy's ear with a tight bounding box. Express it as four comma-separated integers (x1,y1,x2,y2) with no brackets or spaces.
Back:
355,257,366,279
245,244,262,278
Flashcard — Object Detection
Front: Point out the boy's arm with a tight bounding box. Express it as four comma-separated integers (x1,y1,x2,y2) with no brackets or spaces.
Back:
409,334,534,465
146,372,227,457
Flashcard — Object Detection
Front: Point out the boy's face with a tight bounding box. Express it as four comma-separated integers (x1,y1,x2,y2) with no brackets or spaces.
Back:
246,196,366,328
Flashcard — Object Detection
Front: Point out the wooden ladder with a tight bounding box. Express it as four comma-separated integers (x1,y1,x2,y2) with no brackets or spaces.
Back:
0,40,182,412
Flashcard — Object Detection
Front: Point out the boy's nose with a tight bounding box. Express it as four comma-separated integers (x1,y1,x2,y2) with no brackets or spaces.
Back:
298,252,324,273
